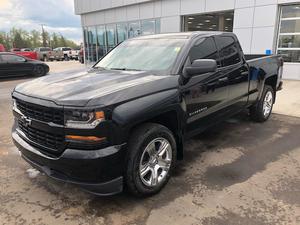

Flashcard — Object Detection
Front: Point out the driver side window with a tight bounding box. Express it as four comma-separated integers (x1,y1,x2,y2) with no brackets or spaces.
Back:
1,55,26,62
188,37,221,67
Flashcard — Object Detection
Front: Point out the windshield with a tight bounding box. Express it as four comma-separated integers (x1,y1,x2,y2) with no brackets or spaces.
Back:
94,38,186,72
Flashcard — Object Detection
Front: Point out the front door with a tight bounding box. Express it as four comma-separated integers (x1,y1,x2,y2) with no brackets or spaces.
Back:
182,37,230,137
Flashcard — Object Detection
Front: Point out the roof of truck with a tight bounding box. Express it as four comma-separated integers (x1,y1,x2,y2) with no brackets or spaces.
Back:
132,31,232,40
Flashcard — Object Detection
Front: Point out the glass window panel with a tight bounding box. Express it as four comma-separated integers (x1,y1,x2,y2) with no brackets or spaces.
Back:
128,22,141,38
279,35,300,48
215,36,241,67
83,27,89,63
282,5,300,18
88,27,97,62
188,38,221,66
155,19,161,34
1,54,25,62
117,23,127,44
141,20,155,35
280,20,300,33
278,50,300,62
97,25,107,60
277,5,300,62
183,11,234,32
106,24,116,52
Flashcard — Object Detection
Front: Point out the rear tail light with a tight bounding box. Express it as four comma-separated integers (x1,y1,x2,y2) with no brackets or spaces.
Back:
69,51,72,54
49,51,52,55
280,58,284,67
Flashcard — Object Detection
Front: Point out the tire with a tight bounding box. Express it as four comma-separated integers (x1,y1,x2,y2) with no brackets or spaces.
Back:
249,85,275,122
64,54,69,61
33,65,46,77
43,55,47,62
125,123,177,197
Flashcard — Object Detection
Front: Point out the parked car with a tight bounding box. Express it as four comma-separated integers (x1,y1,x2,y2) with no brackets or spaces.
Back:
10,48,21,52
0,44,6,52
11,32,283,197
0,52,49,77
54,47,78,60
34,47,63,61
21,48,32,52
10,48,38,60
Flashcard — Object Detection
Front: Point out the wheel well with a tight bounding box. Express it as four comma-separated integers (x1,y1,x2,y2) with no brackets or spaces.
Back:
130,111,184,160
264,75,277,102
265,75,277,91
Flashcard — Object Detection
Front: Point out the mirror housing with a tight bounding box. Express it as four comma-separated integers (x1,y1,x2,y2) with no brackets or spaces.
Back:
184,59,217,78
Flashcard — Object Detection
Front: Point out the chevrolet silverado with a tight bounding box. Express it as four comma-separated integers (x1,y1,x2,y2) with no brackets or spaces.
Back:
12,32,283,197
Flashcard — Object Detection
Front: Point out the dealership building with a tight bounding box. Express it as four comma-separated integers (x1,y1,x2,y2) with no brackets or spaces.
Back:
74,0,300,80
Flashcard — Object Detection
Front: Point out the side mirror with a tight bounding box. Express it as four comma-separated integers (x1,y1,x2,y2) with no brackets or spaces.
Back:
184,59,217,78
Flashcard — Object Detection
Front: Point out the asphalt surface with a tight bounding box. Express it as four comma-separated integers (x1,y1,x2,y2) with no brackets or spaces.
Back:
0,62,300,225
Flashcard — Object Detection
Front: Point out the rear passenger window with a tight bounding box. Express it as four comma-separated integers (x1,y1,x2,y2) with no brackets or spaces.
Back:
188,37,221,66
215,36,241,67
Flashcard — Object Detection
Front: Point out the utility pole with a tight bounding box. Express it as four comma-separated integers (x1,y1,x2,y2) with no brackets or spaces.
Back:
41,24,46,47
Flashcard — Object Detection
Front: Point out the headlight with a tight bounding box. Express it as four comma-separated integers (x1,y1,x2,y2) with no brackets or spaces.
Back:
65,110,105,129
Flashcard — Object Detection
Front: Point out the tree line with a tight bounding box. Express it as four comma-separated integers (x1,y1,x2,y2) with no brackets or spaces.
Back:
0,28,79,50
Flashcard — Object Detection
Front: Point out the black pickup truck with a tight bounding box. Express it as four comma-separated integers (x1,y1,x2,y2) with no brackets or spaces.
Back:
12,32,283,197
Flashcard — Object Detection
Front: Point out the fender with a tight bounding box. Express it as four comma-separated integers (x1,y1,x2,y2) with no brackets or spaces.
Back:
112,89,186,159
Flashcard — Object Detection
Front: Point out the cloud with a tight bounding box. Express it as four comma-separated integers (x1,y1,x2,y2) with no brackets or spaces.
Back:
0,0,82,43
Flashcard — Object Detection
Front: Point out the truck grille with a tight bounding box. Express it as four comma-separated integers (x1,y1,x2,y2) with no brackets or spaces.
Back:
18,120,65,155
16,99,64,125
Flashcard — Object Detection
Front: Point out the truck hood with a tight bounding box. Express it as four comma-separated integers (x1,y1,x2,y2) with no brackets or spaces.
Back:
14,69,179,107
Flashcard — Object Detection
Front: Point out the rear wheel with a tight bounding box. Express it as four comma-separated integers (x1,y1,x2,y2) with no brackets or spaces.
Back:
33,65,46,77
64,54,69,61
125,123,176,197
250,85,274,122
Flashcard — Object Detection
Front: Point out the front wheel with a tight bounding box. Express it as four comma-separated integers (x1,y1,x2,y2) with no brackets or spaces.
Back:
249,85,274,122
125,123,176,197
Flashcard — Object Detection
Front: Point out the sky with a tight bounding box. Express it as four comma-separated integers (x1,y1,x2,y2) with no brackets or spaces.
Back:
0,0,82,43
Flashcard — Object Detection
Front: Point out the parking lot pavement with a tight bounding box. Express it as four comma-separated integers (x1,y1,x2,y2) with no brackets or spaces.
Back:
273,80,300,117
0,67,300,225
45,61,85,73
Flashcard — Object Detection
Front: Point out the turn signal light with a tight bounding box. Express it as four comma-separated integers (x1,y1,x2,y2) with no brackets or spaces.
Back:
66,135,106,142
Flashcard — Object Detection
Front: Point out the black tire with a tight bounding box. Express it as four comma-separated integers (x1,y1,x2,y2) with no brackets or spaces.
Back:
249,85,275,122
125,123,177,197
33,65,46,77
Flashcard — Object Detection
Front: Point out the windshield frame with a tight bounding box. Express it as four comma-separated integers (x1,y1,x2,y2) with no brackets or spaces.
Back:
92,38,188,75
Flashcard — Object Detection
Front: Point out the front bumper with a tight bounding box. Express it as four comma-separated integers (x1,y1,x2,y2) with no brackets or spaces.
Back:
12,131,126,196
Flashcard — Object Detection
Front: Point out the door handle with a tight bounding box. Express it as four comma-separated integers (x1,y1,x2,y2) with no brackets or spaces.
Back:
218,77,228,82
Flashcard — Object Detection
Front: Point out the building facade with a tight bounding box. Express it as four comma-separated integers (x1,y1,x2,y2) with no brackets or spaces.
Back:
74,0,300,80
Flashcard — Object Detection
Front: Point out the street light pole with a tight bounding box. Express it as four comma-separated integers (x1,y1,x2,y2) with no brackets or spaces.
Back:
41,24,46,47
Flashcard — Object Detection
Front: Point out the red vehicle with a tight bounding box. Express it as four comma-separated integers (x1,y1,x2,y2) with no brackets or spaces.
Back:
0,44,5,52
10,49,38,60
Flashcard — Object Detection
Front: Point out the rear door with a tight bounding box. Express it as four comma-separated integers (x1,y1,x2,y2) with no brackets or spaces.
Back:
215,35,250,110
182,37,230,137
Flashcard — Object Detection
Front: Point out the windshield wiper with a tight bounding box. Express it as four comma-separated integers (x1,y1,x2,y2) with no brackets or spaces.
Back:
110,68,142,71
92,66,106,70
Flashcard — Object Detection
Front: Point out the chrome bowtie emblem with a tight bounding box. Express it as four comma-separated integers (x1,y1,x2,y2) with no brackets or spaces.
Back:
21,115,32,127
